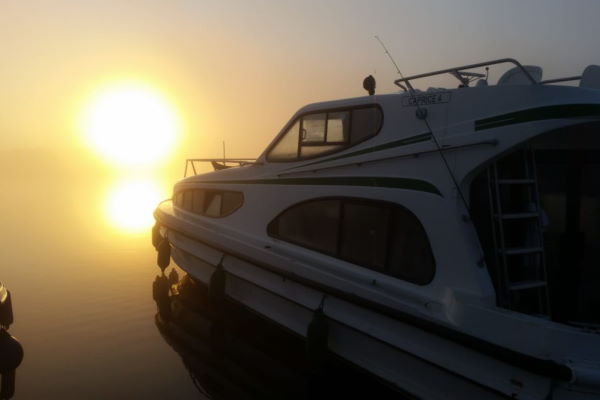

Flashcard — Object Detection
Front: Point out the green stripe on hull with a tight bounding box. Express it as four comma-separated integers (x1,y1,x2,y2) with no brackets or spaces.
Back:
475,104,600,131
195,176,442,196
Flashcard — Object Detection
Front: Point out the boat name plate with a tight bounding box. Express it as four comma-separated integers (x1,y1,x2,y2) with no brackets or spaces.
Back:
402,92,451,107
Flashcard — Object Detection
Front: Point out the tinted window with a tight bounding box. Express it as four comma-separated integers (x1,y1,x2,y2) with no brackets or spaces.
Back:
268,199,340,254
205,192,223,217
340,201,389,273
175,189,243,218
268,198,434,285
351,107,382,143
192,190,205,214
267,106,382,162
222,192,244,216
387,207,435,284
183,191,193,210
174,192,183,207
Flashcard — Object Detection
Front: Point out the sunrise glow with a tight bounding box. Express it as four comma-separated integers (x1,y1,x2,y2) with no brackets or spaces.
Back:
81,82,180,166
105,179,164,232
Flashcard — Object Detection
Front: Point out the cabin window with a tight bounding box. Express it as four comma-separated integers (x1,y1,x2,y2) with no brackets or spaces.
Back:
301,113,326,143
271,199,340,254
174,192,183,207
183,191,193,210
266,105,382,162
327,111,350,142
351,107,382,143
192,190,205,214
269,121,300,161
205,192,223,217
387,206,437,284
340,202,389,273
268,197,435,285
222,192,244,216
537,149,600,325
174,189,243,218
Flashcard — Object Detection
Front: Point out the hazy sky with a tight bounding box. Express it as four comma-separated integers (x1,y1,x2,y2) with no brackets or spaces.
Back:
1,0,599,163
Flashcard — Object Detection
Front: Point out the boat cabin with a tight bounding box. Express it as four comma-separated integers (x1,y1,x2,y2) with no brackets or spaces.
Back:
178,59,600,329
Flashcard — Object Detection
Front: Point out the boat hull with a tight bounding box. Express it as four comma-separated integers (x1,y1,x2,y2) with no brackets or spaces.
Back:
163,228,592,400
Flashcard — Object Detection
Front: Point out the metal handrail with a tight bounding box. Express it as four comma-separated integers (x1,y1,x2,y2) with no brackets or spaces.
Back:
540,76,581,85
184,158,258,177
394,58,537,90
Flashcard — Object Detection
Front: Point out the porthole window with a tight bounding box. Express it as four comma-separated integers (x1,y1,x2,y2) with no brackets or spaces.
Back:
267,105,383,162
174,189,243,218
268,198,435,285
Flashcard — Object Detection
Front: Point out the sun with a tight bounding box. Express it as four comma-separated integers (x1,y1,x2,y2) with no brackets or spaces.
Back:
105,179,164,232
81,82,180,166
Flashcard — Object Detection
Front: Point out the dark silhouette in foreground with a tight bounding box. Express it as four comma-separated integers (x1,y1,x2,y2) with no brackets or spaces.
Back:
0,282,23,400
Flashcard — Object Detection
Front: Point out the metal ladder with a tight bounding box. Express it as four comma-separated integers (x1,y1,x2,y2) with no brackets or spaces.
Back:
487,147,550,316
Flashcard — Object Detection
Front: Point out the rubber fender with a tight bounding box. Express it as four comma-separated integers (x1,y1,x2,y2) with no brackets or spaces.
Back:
168,268,179,285
208,263,226,308
151,223,162,249
0,330,23,374
157,239,171,270
0,292,13,328
306,307,329,367
152,275,171,320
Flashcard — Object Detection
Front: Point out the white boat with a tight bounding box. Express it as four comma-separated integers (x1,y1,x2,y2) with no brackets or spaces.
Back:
154,58,600,399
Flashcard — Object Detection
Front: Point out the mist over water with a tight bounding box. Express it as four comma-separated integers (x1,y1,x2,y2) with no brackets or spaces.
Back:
0,150,201,399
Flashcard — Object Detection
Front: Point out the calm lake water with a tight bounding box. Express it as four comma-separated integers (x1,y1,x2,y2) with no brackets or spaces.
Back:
1,169,203,399
0,159,400,399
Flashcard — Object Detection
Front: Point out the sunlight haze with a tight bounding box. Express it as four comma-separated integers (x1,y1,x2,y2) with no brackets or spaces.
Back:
2,0,599,163
2,1,600,397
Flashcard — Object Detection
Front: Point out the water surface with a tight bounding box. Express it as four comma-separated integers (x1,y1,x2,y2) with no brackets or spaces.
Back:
1,163,202,399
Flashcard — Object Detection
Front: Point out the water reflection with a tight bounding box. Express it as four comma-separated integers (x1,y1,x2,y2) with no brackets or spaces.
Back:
104,178,165,233
154,273,405,400
0,160,198,398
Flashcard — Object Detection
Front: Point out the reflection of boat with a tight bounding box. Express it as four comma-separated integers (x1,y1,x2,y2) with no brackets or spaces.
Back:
155,59,600,399
154,274,402,399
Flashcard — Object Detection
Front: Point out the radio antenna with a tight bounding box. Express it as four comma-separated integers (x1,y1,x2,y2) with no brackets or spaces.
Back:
373,36,474,221
375,36,413,92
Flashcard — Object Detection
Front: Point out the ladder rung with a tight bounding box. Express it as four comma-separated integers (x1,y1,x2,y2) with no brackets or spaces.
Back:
497,212,539,219
500,246,544,255
497,179,536,184
509,280,547,291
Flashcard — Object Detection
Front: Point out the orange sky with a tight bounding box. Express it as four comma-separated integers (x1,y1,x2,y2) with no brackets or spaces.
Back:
1,0,599,172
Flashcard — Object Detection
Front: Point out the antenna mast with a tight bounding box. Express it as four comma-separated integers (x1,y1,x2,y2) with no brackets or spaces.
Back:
374,36,473,217
375,36,414,91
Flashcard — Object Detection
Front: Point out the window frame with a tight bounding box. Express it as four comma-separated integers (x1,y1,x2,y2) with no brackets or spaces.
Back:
267,196,435,285
266,104,384,163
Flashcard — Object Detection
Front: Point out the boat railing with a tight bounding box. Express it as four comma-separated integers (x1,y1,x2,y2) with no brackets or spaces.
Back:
184,158,258,177
394,58,538,90
540,76,581,85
